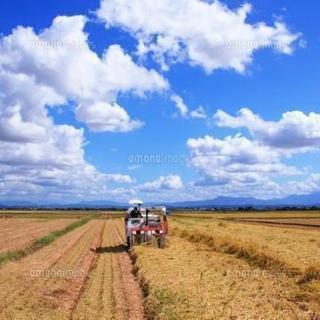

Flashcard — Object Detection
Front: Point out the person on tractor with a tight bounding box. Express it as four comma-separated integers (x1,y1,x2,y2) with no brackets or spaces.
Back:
130,206,142,218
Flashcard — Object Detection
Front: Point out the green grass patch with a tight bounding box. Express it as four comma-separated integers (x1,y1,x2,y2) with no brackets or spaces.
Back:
32,216,93,248
0,215,94,266
0,250,26,265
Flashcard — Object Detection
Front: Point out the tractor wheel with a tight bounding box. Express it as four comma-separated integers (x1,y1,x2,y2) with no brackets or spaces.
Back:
158,235,166,248
126,236,130,249
130,235,136,247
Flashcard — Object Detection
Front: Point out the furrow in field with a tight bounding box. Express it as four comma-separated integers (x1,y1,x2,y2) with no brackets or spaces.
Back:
0,219,104,320
73,219,144,320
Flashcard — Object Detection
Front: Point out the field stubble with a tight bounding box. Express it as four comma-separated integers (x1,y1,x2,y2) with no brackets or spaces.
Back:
73,219,144,320
0,212,319,320
0,218,78,254
0,219,104,319
131,215,320,319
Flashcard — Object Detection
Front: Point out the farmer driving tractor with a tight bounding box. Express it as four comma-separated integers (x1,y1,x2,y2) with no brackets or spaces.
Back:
125,199,168,248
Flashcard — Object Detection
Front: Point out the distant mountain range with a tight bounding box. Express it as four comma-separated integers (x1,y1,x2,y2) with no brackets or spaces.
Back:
1,192,320,209
166,193,320,208
0,201,36,207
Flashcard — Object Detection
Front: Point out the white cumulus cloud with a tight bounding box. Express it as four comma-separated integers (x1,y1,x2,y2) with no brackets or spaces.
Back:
98,0,300,73
105,174,134,184
214,108,320,150
170,95,207,119
185,107,320,198
170,94,189,117
190,106,207,119
76,102,143,132
0,15,166,200
187,134,299,187
139,175,184,192
0,16,168,134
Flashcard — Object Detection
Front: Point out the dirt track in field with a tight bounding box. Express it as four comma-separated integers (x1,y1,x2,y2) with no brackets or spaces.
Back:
0,218,77,253
73,219,144,320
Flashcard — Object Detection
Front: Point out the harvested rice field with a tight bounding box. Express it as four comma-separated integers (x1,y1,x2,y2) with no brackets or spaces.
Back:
0,218,78,253
0,211,319,319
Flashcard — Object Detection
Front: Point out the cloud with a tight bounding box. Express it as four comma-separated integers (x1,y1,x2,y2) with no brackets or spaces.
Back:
128,165,142,170
185,108,320,199
139,175,184,192
187,134,299,187
98,0,300,73
0,131,106,201
170,95,207,119
105,174,134,183
170,94,188,117
0,16,168,134
76,102,144,132
214,108,320,150
102,44,168,96
0,15,169,200
0,72,65,143
284,174,320,196
190,106,206,119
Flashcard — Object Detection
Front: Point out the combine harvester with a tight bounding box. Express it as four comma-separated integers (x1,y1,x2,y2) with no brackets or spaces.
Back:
125,199,169,248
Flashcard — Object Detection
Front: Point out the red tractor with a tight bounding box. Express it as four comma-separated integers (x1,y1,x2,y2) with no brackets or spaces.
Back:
125,200,168,248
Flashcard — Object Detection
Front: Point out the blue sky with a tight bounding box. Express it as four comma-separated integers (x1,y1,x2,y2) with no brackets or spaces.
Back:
0,0,320,203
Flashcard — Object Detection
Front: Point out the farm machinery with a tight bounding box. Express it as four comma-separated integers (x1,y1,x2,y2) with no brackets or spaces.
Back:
125,199,168,248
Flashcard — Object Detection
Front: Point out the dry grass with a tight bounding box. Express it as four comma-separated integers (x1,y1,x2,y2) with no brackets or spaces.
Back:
0,211,319,319
298,265,320,284
127,213,320,319
0,210,98,219
0,210,123,219
73,219,144,320
172,210,320,220
174,227,300,276
0,218,79,254
0,220,104,319
0,216,95,266
174,225,320,288
171,217,320,272
132,236,320,319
